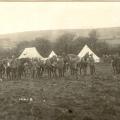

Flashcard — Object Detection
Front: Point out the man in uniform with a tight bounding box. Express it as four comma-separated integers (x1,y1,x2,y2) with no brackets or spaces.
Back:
89,54,95,75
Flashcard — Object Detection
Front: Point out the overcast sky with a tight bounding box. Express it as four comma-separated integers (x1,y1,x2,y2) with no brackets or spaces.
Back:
0,2,120,34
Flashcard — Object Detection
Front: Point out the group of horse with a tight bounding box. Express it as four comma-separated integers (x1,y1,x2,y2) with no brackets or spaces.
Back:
0,53,95,80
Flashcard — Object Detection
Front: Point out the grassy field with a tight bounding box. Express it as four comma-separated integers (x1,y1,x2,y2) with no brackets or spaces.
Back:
0,63,120,120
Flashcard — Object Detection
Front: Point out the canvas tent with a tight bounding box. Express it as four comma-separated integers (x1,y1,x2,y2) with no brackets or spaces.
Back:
78,45,100,62
48,51,57,58
18,47,44,59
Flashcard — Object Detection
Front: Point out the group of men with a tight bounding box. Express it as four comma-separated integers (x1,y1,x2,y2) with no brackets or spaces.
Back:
0,53,96,80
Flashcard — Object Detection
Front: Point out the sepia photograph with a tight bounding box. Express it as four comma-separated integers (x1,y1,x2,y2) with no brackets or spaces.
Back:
0,2,120,120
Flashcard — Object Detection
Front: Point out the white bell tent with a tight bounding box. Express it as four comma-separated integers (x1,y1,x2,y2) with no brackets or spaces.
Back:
78,45,100,62
18,47,44,59
48,51,57,58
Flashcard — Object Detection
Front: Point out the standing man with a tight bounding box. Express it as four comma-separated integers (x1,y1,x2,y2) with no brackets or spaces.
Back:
89,54,95,75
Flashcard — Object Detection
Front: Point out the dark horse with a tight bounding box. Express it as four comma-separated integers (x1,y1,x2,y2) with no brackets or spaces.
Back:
111,56,120,74
17,60,25,79
77,53,89,75
0,61,6,79
45,56,57,78
56,56,65,77
36,60,45,79
66,54,80,76
6,62,12,80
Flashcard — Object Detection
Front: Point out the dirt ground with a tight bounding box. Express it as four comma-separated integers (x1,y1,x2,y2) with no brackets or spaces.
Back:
0,63,120,120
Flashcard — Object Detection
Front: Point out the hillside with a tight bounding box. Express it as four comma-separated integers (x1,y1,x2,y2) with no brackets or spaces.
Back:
0,27,120,49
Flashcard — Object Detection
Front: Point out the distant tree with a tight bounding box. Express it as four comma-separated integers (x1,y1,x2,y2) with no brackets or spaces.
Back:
88,29,98,43
34,38,52,57
70,36,89,54
97,43,109,56
10,30,120,59
13,41,32,57
54,33,75,55
88,29,100,54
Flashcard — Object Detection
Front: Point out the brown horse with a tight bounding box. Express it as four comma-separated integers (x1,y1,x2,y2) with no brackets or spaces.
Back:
0,61,6,79
111,55,120,74
66,54,80,76
45,56,57,78
10,59,18,80
77,53,89,75
56,56,65,77
36,59,45,78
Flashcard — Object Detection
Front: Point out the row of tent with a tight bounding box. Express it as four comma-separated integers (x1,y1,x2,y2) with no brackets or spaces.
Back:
18,45,100,63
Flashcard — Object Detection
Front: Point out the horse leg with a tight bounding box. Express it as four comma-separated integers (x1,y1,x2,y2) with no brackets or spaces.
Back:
7,72,9,80
17,70,20,80
15,68,17,79
73,68,76,76
75,69,78,79
72,69,74,75
55,69,57,77
62,69,64,77
13,68,16,80
47,68,50,78
80,68,83,75
61,69,63,77
0,70,2,79
71,68,73,75
32,70,34,79
113,66,115,74
58,69,60,77
20,69,23,79
70,69,72,75
74,69,77,76
37,68,39,79
93,65,95,74
33,70,35,79
83,67,86,75
116,66,118,74
114,66,117,74
91,66,93,75
49,68,51,78
51,68,53,77
90,65,92,75
79,66,82,75
6,73,8,80
21,68,24,79
73,67,76,75
59,69,61,77
41,67,44,77
73,69,75,76
52,68,55,77
47,69,49,78
8,72,11,80
53,68,56,77
60,69,62,77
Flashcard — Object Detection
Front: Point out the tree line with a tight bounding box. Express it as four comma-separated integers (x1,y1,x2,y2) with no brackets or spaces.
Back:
1,30,120,59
